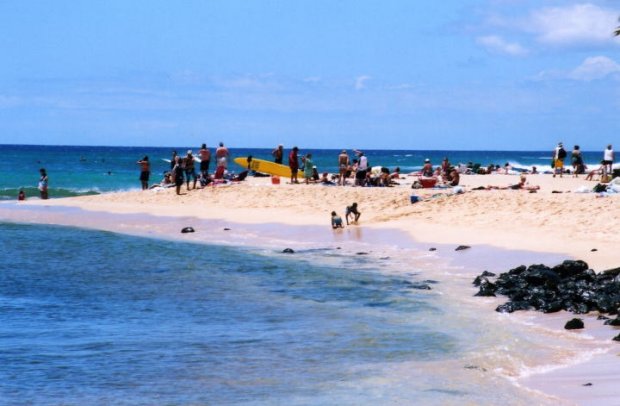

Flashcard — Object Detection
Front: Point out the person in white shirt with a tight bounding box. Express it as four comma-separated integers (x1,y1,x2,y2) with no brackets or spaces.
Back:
603,145,614,174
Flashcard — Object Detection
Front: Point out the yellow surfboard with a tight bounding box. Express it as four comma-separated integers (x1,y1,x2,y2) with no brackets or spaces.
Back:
234,157,304,178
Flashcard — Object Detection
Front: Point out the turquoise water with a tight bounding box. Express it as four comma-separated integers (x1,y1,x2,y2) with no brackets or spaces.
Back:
0,144,608,199
0,222,459,405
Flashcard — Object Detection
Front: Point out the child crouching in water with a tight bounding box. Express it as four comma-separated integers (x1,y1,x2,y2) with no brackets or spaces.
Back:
331,211,344,229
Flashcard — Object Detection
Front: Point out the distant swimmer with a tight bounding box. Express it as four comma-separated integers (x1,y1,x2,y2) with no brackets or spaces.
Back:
38,168,48,199
137,156,150,190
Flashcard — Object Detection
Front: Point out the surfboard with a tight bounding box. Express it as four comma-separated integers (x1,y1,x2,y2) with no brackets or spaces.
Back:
234,157,304,178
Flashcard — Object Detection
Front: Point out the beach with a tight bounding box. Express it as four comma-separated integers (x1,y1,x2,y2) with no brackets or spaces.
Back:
2,171,619,404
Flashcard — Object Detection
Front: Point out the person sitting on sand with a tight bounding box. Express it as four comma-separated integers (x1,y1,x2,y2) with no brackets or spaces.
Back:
586,161,608,182
17,189,26,201
446,167,460,186
320,172,335,185
422,159,433,177
390,167,401,180
345,202,361,225
331,211,344,229
149,172,174,189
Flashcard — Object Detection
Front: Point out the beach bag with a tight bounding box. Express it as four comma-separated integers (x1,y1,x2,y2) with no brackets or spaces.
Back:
593,183,607,193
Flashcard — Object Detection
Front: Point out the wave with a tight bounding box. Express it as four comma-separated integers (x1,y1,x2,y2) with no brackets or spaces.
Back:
0,186,102,200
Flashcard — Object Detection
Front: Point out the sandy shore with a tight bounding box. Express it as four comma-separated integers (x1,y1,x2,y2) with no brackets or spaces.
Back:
19,173,619,271
3,172,620,404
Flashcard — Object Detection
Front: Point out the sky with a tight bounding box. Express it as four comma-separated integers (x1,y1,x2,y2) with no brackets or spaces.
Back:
1,0,619,150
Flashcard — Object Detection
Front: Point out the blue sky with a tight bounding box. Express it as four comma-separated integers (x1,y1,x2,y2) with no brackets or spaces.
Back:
1,0,619,150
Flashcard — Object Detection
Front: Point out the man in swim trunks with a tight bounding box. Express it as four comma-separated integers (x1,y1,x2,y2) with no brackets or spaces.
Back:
272,144,284,164
199,143,211,178
184,150,198,190
137,156,150,190
215,142,230,169
338,150,349,186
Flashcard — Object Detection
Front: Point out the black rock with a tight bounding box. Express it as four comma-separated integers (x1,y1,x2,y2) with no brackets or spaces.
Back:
481,271,496,277
613,334,620,342
282,248,295,254
429,248,437,251
597,315,610,320
603,318,620,326
582,383,593,386
475,280,497,297
223,228,231,231
455,245,471,251
181,227,195,233
356,252,368,255
591,249,598,252
565,318,584,330
407,283,432,290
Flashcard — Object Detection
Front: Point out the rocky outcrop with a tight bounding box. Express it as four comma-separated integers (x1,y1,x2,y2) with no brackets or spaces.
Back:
473,260,620,315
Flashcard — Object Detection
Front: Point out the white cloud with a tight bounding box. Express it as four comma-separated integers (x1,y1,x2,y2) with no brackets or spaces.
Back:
476,35,528,56
528,4,619,46
568,56,620,81
355,75,371,90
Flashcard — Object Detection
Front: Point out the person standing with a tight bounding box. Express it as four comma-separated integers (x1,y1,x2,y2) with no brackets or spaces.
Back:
289,146,299,184
553,142,566,178
172,156,185,195
354,150,368,186
199,144,211,178
170,150,177,170
302,153,314,184
137,156,150,190
38,168,49,199
571,145,584,177
184,150,197,190
338,150,349,186
603,144,614,174
272,144,284,164
215,142,230,169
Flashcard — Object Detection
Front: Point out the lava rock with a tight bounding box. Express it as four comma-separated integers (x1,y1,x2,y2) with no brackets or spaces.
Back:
223,227,231,231
181,227,195,233
356,252,368,255
583,383,593,386
282,248,295,254
455,245,471,251
565,318,584,330
603,317,620,326
613,334,620,342
474,279,497,297
591,248,598,252
429,247,437,251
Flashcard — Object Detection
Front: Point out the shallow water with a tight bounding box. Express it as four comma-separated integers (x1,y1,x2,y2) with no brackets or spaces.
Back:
1,219,602,405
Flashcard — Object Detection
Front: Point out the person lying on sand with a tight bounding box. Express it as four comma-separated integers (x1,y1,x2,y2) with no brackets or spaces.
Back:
474,174,540,191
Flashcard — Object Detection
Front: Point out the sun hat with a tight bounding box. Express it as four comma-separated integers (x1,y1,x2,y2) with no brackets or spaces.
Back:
424,158,430,163
187,149,192,154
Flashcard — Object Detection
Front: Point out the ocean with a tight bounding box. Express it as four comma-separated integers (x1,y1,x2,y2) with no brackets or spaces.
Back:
0,144,609,200
0,144,611,404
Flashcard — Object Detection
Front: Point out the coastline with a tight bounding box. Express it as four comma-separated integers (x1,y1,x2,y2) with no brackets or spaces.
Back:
2,173,619,404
